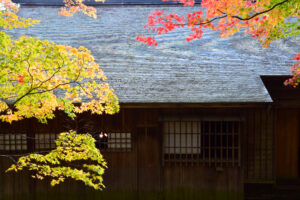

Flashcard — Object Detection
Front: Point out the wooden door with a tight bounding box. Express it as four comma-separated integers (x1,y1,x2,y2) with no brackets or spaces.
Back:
275,108,300,179
136,127,162,200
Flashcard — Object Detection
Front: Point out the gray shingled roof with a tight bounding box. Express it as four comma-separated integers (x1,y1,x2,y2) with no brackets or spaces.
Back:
9,6,300,103
12,0,202,5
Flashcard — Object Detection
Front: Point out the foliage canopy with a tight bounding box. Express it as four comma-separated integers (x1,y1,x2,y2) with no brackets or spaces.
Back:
6,131,107,190
0,0,119,123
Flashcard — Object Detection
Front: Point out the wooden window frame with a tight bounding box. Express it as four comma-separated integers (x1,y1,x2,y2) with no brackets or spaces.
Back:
0,133,28,152
93,132,132,152
34,133,59,151
162,117,241,167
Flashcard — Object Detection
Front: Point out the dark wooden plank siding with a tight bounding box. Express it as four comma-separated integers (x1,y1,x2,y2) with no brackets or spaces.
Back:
163,166,243,200
0,106,276,199
136,127,162,200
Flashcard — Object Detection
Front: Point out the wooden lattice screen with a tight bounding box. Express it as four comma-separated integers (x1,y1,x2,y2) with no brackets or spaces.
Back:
0,133,28,152
34,132,132,152
91,132,132,152
163,119,241,167
106,132,132,152
0,132,132,152
35,133,59,150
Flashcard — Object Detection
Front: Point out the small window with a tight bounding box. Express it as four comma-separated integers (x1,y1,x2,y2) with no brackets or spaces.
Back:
92,132,132,152
163,118,240,167
35,133,58,150
0,133,27,151
164,121,201,154
108,133,131,151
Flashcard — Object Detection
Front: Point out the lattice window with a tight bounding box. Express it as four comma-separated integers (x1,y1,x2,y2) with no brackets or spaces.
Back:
35,133,58,150
93,132,131,152
163,119,240,167
0,133,27,151
164,121,201,155
108,133,131,151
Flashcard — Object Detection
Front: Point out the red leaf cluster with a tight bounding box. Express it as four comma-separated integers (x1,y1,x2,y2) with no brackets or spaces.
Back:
284,52,300,87
136,0,299,88
136,35,158,46
18,75,24,84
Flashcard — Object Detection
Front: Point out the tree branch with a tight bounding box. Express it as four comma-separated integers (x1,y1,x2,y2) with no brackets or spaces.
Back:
232,0,290,21
35,53,65,90
196,0,290,26
0,155,18,164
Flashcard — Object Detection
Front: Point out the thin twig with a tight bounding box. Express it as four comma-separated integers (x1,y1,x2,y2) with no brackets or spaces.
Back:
232,0,290,21
197,0,290,25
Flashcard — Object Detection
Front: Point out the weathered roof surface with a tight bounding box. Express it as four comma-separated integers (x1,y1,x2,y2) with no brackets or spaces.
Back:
10,6,300,103
12,0,202,5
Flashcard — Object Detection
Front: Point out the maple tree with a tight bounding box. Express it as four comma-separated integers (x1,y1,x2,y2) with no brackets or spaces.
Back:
0,0,119,123
6,131,107,190
135,0,300,86
0,0,118,190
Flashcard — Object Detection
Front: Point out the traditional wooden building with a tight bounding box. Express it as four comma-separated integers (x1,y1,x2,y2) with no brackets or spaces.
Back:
0,4,300,200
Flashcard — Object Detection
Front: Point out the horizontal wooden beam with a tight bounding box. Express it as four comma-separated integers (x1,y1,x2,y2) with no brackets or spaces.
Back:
119,103,272,109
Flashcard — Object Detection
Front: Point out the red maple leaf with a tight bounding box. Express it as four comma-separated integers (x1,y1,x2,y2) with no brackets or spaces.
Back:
18,75,24,84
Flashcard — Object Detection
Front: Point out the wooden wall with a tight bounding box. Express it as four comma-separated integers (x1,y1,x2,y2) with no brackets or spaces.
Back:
262,76,300,182
0,106,275,200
